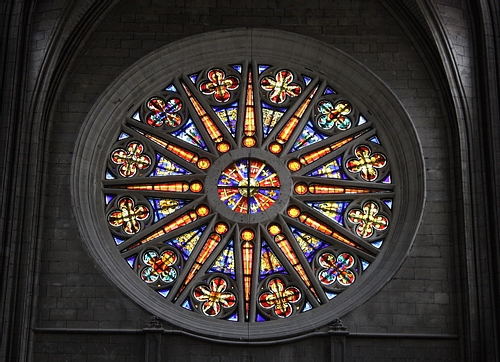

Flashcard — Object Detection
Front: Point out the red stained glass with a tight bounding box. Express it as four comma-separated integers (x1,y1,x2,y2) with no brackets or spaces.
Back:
111,141,152,177
346,145,387,181
258,278,301,318
261,70,302,104
200,69,239,103
146,97,183,128
193,277,236,316
108,197,149,234
347,201,388,238
217,159,280,214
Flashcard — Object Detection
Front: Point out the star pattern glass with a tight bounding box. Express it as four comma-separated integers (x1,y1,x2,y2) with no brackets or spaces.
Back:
102,62,395,325
217,159,281,214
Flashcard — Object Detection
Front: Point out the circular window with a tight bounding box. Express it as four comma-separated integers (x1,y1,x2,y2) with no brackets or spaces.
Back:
73,29,424,341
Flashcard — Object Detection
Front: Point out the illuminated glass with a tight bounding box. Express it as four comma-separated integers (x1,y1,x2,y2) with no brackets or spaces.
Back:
101,63,394,325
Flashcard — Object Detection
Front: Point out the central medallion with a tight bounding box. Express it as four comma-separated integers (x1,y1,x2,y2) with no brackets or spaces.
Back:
206,148,292,224
218,159,281,214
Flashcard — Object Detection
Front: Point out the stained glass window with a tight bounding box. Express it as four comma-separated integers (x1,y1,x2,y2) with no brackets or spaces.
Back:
103,63,394,324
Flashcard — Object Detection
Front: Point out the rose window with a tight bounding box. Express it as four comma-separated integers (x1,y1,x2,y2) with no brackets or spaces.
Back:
102,62,394,325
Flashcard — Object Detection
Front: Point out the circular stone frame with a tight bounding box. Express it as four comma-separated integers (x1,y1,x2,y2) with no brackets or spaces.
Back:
72,28,425,341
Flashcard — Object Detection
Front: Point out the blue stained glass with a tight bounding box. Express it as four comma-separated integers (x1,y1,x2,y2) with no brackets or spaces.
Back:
306,201,349,225
289,226,328,261
359,114,367,125
325,291,337,300
231,65,242,73
290,120,328,153
228,313,238,321
258,65,271,74
166,226,206,259
189,74,198,83
302,301,313,312
105,195,115,204
371,240,383,249
158,289,170,297
369,136,380,144
382,175,392,184
302,75,312,86
132,112,141,121
361,259,370,270
256,314,267,322
171,118,208,150
148,198,190,223
126,255,136,268
105,171,115,180
114,236,125,245
249,190,280,214
307,157,348,179
119,132,131,140
260,241,286,278
324,87,336,95
213,103,238,137
165,84,178,92
209,240,236,277
261,102,286,137
181,299,193,310
151,154,192,176
383,199,393,209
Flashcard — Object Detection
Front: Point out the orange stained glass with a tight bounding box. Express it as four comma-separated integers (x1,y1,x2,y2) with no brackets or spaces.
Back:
195,204,210,217
294,183,308,195
189,181,203,193
268,142,282,154
287,205,301,218
217,141,231,153
298,213,373,256
299,129,369,166
244,70,256,137
242,241,254,320
276,86,318,145
131,127,199,164
197,158,211,170
130,210,199,248
174,232,222,300
298,213,334,235
241,229,255,241
267,223,282,236
308,184,379,194
274,233,319,301
243,136,256,148
287,159,301,172
214,222,229,235
182,82,224,143
120,182,189,192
